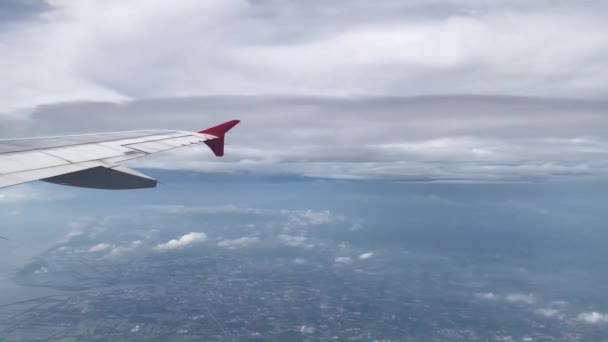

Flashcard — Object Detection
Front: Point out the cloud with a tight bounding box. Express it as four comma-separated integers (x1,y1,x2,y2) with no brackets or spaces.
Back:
155,232,207,252
505,293,535,305
358,252,375,260
106,246,129,257
0,185,69,204
300,325,315,335
475,292,536,304
143,204,264,216
535,308,562,319
334,256,353,264
217,237,259,249
0,188,36,203
283,209,341,229
107,240,144,258
0,0,51,25
238,10,608,98
64,230,83,240
143,205,340,229
63,219,96,241
68,221,89,230
551,300,568,307
2,1,608,115
143,205,345,234
33,266,49,275
1,1,608,183
577,312,608,324
0,0,244,112
87,243,112,253
475,292,498,300
477,293,566,319
278,234,315,249
4,95,607,183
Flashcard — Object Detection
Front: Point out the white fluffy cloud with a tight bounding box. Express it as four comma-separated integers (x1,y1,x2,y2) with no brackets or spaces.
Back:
155,232,207,252
535,308,562,319
505,293,535,305
284,210,339,228
0,185,69,204
475,292,498,300
64,230,83,240
107,240,144,258
144,205,341,227
278,235,315,249
475,292,537,304
334,256,353,264
300,325,315,335
217,237,259,249
292,258,307,265
577,312,608,324
0,188,35,203
358,252,375,260
33,267,49,275
476,292,570,320
87,243,112,253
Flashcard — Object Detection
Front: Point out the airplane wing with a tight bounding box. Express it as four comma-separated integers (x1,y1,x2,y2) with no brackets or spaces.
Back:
0,120,239,190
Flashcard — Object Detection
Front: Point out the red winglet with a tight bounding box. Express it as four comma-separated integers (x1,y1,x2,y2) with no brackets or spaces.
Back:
198,120,240,157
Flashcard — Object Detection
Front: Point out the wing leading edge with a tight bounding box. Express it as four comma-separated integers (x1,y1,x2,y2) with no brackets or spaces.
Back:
0,120,240,190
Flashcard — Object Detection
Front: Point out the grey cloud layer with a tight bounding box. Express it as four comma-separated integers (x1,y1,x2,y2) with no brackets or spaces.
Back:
1,1,608,112
2,95,608,182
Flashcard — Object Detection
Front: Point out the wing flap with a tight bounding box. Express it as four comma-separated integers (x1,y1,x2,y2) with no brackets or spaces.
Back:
124,140,176,154
152,135,206,148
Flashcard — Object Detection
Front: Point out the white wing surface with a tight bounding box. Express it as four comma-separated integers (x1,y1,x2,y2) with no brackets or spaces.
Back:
0,120,240,190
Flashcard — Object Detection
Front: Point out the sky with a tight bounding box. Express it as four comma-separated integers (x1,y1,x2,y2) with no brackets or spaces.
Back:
1,1,608,183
